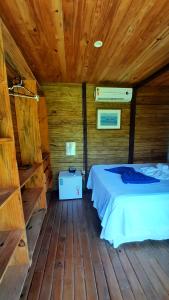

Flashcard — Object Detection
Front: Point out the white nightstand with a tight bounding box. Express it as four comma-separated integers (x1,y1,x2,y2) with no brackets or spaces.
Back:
59,171,82,200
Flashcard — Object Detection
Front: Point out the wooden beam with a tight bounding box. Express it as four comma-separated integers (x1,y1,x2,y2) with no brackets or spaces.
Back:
1,21,35,80
82,82,88,187
134,62,169,88
128,89,137,163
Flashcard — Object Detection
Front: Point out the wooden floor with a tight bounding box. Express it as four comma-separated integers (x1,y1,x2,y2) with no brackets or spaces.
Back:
21,192,169,300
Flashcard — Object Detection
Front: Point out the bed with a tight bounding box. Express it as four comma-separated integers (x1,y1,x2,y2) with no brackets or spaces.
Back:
87,163,169,248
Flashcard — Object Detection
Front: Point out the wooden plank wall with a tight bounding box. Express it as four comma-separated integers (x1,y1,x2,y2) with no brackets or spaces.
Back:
134,87,169,162
87,84,130,169
42,84,83,188
43,83,169,189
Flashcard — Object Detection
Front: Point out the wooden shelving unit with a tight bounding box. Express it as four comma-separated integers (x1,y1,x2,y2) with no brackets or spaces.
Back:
19,163,42,188
42,153,53,190
22,188,43,225
0,188,18,208
0,264,29,300
27,209,46,258
0,230,23,282
0,19,51,299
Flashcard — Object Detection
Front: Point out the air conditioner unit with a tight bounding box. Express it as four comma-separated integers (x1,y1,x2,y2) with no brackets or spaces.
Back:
94,87,133,102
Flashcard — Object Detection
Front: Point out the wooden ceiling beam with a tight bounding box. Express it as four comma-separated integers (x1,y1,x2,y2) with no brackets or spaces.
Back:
134,62,169,89
1,20,35,81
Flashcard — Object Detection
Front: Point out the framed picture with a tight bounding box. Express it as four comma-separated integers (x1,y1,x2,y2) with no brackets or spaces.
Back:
97,109,121,129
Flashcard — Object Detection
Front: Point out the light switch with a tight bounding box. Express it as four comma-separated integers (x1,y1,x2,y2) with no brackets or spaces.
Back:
66,142,76,156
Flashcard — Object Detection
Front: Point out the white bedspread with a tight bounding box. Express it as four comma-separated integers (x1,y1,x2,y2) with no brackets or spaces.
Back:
87,163,169,248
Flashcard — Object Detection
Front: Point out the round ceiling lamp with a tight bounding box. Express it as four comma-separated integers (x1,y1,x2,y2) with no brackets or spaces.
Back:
94,40,103,48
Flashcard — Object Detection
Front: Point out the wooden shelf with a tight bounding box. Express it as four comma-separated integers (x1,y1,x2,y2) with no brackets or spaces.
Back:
0,264,29,300
27,209,46,259
0,230,23,282
0,138,13,144
0,188,18,208
22,188,43,225
19,163,42,188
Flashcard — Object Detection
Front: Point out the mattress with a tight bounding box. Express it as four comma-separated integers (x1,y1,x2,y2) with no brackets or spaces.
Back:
87,163,169,248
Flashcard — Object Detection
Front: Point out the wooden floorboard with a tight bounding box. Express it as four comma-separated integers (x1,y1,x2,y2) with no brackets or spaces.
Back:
50,202,67,300
124,245,158,300
62,201,74,300
21,205,52,300
76,199,98,300
83,198,122,300
73,201,86,300
27,202,58,300
39,203,62,300
22,192,169,300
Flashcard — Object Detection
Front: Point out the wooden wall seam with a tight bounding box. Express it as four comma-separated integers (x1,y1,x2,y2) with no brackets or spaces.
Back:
128,89,137,163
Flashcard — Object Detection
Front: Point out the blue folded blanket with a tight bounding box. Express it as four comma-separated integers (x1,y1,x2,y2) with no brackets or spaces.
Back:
105,166,134,174
105,167,160,184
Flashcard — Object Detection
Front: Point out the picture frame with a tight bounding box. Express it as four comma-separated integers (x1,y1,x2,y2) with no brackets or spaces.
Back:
97,109,121,129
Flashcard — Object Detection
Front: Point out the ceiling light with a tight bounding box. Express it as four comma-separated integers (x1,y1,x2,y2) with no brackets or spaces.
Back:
94,41,103,48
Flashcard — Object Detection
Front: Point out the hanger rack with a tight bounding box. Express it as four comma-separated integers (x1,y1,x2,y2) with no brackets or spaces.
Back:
8,92,39,101
8,81,39,101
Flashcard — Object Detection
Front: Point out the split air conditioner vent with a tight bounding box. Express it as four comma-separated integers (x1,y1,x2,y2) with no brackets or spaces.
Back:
94,87,133,102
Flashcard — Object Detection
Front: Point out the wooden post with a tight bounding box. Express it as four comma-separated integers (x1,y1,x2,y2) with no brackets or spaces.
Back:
128,89,137,163
82,82,88,187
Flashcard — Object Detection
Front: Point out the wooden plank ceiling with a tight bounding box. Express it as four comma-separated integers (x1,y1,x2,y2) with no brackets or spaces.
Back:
1,0,169,85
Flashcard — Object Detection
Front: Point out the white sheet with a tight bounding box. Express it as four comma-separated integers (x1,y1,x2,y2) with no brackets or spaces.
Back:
140,163,169,180
87,163,169,248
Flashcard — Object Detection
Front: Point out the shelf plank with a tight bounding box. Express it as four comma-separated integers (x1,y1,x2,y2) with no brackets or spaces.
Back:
0,138,13,144
0,264,29,300
27,209,46,259
0,229,23,282
22,188,43,225
0,188,18,208
19,163,41,188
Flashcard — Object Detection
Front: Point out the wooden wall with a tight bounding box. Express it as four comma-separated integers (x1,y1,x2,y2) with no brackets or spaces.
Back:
134,87,169,162
87,84,130,169
42,83,131,188
42,84,83,187
42,83,169,189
